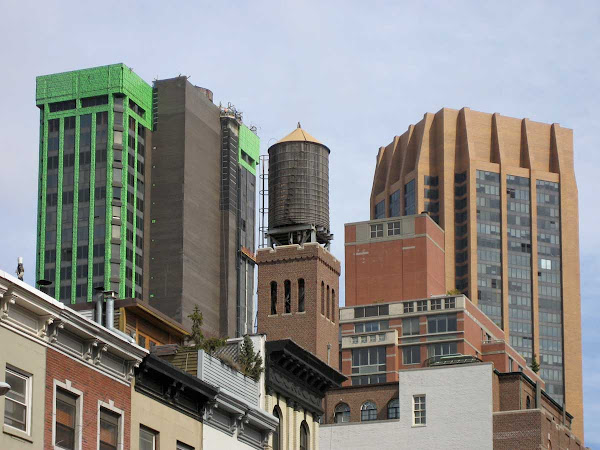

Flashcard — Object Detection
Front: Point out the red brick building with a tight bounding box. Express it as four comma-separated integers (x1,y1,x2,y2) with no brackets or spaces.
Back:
338,294,540,386
256,242,340,365
44,347,134,449
344,214,445,306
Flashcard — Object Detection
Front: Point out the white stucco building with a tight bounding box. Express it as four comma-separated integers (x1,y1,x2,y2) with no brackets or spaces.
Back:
320,363,494,450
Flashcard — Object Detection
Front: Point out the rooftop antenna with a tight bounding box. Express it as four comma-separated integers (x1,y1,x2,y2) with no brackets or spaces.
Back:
16,257,24,281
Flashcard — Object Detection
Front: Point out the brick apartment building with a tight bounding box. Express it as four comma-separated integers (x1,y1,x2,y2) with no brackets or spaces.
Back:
344,214,445,306
0,270,147,449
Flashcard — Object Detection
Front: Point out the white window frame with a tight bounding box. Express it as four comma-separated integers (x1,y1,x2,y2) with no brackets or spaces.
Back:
53,379,84,450
412,395,426,426
97,400,124,450
370,224,383,238
4,365,33,436
139,425,158,450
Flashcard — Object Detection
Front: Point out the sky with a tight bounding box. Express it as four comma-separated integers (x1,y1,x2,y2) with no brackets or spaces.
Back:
0,0,598,445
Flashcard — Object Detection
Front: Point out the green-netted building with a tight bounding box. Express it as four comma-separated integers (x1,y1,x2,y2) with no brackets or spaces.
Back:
35,64,259,338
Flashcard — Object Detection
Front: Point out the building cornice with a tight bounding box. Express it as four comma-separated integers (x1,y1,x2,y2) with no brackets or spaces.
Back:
0,270,147,382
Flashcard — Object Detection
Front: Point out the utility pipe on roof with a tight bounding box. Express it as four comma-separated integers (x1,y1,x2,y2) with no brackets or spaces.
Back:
95,291,135,344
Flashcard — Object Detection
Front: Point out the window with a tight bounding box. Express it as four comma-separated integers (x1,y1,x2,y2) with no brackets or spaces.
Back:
321,281,325,315
388,221,401,236
326,285,331,319
430,299,442,310
99,408,120,450
352,347,386,375
404,179,415,215
403,317,420,336
428,342,458,357
55,388,78,449
374,200,385,219
355,320,389,333
444,298,456,309
413,395,426,425
403,346,421,365
403,302,414,314
284,280,291,313
4,367,31,433
271,281,277,314
272,407,282,450
427,314,457,333
331,289,336,322
298,279,305,312
387,399,400,419
361,401,377,421
351,374,386,386
176,442,194,450
354,304,388,318
389,190,401,217
370,224,383,238
334,403,350,423
139,426,158,450
416,300,428,312
300,421,310,450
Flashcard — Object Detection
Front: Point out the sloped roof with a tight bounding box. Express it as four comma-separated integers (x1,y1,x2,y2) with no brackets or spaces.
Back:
277,123,322,144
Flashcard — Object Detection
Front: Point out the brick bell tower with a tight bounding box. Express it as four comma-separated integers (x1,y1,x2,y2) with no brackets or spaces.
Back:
257,124,340,365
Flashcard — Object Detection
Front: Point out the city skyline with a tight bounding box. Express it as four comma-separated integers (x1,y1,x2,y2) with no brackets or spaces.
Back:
0,1,598,446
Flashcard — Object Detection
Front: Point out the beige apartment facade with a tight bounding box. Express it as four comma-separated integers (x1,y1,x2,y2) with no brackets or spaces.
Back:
370,107,582,438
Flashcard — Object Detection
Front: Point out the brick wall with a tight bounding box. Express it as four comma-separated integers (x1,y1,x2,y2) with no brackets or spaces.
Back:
257,243,340,365
45,348,131,449
323,383,398,424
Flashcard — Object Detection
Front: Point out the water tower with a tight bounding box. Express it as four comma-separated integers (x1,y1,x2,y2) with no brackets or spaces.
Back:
266,123,333,248
257,123,340,365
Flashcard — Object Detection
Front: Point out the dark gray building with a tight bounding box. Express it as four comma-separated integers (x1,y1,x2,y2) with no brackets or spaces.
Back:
149,77,259,337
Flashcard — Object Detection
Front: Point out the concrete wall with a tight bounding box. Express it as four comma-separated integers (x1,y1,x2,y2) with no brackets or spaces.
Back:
149,77,223,335
320,363,493,450
130,386,202,450
203,423,256,450
398,363,493,450
0,327,46,449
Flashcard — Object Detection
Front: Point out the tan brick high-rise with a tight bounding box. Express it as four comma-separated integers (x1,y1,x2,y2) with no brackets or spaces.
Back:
257,243,340,365
370,107,583,438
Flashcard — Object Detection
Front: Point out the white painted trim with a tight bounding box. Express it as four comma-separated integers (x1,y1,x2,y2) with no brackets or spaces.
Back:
97,399,125,450
4,364,33,436
53,379,84,450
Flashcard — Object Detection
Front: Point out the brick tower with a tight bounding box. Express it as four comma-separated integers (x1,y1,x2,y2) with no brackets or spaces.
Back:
257,124,340,365
257,243,340,365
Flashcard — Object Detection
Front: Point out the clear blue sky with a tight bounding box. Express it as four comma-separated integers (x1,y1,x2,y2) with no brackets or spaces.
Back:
0,1,598,445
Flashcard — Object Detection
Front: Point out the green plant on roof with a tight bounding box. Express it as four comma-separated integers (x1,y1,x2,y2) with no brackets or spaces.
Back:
186,305,226,355
239,335,263,381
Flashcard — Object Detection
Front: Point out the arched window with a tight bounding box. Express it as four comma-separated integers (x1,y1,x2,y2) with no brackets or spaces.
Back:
387,399,399,419
361,401,377,421
271,281,278,315
331,289,336,322
300,421,310,450
284,280,291,313
326,285,330,319
334,403,350,423
298,279,305,312
272,406,282,450
321,281,325,315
